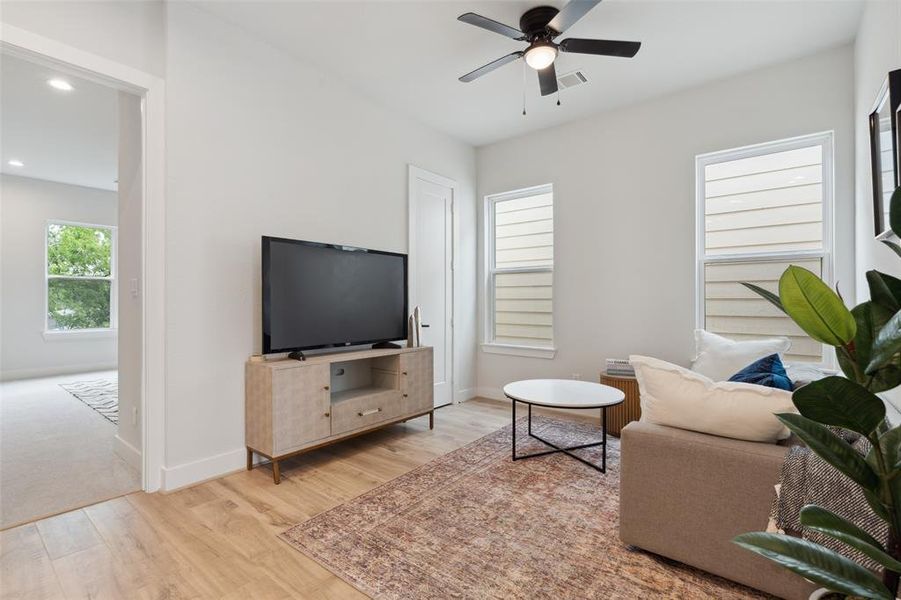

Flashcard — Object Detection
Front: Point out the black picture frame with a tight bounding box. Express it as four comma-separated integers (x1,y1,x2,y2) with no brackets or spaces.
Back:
870,69,901,238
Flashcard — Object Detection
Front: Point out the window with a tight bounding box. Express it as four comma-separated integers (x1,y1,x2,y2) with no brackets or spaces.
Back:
46,221,117,333
484,185,554,357
696,132,833,364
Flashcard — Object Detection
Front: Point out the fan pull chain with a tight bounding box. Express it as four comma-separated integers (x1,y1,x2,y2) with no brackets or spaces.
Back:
557,88,561,106
521,61,527,116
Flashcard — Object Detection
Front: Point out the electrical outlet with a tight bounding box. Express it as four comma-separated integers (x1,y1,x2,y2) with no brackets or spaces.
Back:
132,406,138,426
571,373,581,380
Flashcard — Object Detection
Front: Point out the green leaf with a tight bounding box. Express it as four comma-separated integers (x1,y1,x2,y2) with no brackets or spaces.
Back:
741,282,785,313
791,377,886,437
866,311,901,374
777,413,879,492
882,239,901,259
879,426,901,470
733,532,892,599
799,506,901,572
890,185,901,238
841,302,901,392
867,271,901,312
779,265,856,346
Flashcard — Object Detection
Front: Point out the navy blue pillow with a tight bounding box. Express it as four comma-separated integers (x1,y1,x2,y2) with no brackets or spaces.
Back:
728,354,793,391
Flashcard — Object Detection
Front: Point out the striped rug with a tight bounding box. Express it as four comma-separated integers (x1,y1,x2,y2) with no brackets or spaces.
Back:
60,379,118,424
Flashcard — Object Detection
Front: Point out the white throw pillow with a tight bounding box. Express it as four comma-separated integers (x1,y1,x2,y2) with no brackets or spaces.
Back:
691,329,791,382
630,354,794,443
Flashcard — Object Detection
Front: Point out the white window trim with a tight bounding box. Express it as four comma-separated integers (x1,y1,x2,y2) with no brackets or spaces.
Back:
44,219,118,337
694,131,835,368
481,183,556,359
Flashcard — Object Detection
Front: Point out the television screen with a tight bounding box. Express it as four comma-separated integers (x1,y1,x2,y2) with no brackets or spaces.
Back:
262,237,408,354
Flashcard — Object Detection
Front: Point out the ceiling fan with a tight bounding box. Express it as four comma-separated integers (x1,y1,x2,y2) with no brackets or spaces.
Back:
457,1,641,97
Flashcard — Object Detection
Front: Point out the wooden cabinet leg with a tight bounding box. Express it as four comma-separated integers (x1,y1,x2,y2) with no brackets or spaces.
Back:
272,459,281,484
429,410,434,430
246,447,253,471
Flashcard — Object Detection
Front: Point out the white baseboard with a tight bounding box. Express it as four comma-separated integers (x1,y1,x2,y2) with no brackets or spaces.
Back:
474,386,504,400
454,387,478,403
114,435,142,470
160,447,248,492
0,362,117,381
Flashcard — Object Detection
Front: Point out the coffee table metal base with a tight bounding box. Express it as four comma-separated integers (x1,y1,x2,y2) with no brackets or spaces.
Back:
510,399,609,473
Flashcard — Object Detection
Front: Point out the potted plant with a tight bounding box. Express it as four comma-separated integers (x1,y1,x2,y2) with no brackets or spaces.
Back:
733,185,901,600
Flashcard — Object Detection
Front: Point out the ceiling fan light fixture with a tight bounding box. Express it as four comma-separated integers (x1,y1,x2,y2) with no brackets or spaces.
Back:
524,43,557,70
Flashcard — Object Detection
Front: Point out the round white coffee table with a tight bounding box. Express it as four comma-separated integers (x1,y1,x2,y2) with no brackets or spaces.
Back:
503,379,625,473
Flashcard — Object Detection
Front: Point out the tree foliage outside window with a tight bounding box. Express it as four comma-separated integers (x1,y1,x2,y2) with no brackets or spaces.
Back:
47,223,115,330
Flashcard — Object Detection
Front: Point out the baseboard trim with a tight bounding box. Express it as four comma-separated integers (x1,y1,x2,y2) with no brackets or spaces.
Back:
114,435,142,470
160,448,248,492
0,362,118,381
474,386,505,400
454,387,477,403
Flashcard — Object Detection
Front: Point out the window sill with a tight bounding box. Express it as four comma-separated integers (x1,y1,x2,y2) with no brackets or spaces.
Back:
43,328,117,341
481,343,556,359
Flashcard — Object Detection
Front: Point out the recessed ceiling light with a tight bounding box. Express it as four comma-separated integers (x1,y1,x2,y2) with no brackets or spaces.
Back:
7,159,24,167
47,78,73,92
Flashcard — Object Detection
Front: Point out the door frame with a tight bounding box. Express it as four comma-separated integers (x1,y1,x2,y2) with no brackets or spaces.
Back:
1,23,167,492
408,165,457,406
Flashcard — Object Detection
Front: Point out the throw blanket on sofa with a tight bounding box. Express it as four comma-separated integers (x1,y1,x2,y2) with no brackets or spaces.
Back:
771,435,889,570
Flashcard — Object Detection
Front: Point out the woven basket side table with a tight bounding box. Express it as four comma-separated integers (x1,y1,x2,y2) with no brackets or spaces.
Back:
599,372,641,437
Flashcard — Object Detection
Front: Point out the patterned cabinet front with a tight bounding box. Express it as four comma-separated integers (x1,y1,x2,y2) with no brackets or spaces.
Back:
272,364,330,454
400,348,434,414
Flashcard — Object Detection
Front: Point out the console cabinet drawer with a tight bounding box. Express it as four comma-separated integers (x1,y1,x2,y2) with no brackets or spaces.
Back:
331,389,403,435
400,348,433,413
272,364,330,454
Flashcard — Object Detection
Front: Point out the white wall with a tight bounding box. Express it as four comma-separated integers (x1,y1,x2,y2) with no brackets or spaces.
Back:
160,3,477,487
0,0,165,78
116,92,143,465
0,175,118,379
475,45,856,397
854,0,901,289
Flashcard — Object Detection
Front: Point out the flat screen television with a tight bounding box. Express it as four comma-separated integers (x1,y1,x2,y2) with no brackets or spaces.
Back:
262,236,408,354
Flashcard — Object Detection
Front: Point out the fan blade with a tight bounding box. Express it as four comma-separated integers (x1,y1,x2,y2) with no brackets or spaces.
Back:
547,0,601,35
458,12,525,40
459,52,524,83
537,63,558,96
559,38,641,58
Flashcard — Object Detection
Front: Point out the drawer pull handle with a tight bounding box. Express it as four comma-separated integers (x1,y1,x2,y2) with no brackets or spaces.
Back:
358,407,381,417
324,412,330,417
403,393,408,398
402,371,408,376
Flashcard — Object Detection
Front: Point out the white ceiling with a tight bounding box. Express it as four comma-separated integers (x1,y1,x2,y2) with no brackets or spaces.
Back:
0,53,118,190
199,0,864,147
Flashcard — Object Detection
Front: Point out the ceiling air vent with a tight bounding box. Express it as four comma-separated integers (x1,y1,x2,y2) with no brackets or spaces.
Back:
557,70,588,89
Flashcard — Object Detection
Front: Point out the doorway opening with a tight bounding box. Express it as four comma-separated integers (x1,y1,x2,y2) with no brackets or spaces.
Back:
0,52,144,529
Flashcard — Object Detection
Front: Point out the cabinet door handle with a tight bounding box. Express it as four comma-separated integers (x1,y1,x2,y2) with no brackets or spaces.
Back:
324,412,330,417
402,371,408,376
324,385,330,390
403,393,408,398
358,407,381,417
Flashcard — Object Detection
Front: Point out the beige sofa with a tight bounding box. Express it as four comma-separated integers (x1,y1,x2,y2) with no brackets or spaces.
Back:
619,421,817,600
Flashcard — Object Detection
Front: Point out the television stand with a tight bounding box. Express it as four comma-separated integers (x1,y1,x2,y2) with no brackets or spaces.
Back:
245,345,434,484
372,341,402,349
287,350,306,361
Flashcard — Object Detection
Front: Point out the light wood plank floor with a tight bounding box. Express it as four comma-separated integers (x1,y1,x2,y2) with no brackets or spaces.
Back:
2,398,595,600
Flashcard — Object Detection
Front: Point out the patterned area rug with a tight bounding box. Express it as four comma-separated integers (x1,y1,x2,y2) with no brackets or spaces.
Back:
60,378,118,424
281,416,770,599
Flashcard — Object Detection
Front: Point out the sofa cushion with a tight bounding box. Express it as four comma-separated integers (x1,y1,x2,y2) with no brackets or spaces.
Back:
728,354,792,391
630,354,794,443
691,329,791,382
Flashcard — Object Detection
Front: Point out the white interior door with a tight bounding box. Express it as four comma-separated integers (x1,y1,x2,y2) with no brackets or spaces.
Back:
409,167,454,408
